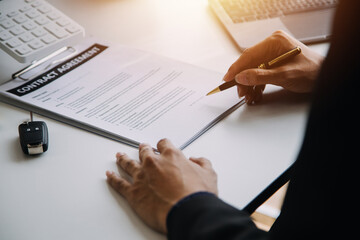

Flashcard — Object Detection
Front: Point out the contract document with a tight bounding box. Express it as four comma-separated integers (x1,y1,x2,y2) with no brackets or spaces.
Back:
0,40,244,149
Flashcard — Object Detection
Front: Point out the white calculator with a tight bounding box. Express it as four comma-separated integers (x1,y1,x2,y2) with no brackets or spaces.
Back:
0,0,85,63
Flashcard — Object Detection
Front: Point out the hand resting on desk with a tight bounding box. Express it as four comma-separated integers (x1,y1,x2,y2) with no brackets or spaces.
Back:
106,139,218,233
223,30,324,104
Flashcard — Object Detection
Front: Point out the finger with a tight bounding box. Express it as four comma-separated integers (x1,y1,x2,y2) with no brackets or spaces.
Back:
253,85,265,104
237,85,251,98
116,153,140,177
223,48,258,82
223,42,278,82
223,30,296,82
235,67,289,87
189,157,212,169
244,85,264,105
245,93,255,105
157,138,176,154
139,143,157,164
243,87,255,105
106,171,131,198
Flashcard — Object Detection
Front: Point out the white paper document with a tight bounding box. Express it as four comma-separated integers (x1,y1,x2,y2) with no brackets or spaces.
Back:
0,41,244,149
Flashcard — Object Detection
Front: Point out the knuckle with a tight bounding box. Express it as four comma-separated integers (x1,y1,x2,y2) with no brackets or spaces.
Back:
128,186,146,204
272,30,287,37
157,138,170,148
139,146,153,157
157,138,169,150
121,158,129,168
269,31,286,44
197,157,207,164
241,47,253,60
129,187,140,198
121,158,131,170
269,30,294,49
162,147,180,157
158,138,169,144
203,157,212,166
125,160,135,172
242,47,251,56
115,179,125,190
134,171,145,180
143,155,156,166
114,180,129,196
271,30,290,42
140,145,150,153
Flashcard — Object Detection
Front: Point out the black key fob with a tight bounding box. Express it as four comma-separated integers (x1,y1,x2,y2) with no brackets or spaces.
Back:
18,121,49,155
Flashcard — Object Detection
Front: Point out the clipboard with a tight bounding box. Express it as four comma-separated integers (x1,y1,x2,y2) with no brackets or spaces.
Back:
12,46,78,81
0,38,245,150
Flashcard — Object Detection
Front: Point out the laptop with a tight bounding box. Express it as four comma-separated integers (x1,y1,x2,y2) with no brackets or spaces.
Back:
209,0,338,50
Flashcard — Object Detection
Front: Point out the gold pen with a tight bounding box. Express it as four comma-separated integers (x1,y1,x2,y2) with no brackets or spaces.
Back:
206,46,302,96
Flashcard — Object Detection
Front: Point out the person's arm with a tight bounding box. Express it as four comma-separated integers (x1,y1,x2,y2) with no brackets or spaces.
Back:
224,30,324,104
166,192,268,240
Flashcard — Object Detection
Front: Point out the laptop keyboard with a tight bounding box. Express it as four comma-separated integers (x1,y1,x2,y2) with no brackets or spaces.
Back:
219,0,338,23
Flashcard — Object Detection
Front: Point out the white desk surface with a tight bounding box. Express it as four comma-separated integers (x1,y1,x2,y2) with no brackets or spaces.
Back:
0,0,329,239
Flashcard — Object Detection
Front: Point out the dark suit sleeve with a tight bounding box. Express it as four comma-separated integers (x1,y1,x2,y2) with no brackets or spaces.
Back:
166,192,268,240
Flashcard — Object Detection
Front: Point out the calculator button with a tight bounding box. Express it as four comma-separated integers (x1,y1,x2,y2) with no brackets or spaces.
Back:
41,34,56,44
28,40,43,49
0,31,12,41
47,12,61,20
31,1,42,8
66,25,80,34
20,6,32,13
15,45,32,55
22,21,37,30
19,33,34,42
10,26,25,36
6,38,22,48
7,11,19,18
32,28,47,37
44,25,68,39
56,18,70,27
37,5,52,14
26,10,40,19
35,16,49,25
13,15,28,24
0,20,15,29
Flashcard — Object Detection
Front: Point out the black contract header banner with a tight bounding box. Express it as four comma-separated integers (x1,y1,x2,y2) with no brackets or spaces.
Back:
7,44,108,97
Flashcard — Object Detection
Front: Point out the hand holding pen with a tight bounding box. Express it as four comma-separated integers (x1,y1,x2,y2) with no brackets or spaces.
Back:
210,31,325,104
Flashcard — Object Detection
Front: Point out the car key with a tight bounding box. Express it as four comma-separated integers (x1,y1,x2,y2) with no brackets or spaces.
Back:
18,112,49,155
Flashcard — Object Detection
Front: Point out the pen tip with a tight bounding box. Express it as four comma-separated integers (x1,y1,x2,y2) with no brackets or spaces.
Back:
206,87,220,96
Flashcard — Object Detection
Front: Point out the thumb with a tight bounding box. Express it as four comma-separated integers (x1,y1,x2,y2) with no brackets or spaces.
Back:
235,68,283,87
